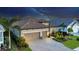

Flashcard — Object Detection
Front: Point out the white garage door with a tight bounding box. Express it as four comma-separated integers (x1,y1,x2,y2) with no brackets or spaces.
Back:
23,32,40,43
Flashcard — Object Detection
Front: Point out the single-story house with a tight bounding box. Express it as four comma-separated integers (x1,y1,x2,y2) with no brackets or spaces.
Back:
12,17,55,43
12,17,79,43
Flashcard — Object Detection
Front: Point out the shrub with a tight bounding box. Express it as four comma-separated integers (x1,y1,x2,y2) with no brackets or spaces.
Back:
17,37,29,48
76,38,79,41
11,32,31,51
68,28,73,32
53,32,65,42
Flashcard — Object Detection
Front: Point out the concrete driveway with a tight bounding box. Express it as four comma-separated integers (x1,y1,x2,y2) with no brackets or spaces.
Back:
28,38,72,51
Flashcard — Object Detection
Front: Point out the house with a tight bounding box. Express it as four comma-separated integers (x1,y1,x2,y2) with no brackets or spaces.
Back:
0,24,5,47
12,16,54,43
67,18,79,36
12,16,79,43
53,17,79,36
50,17,74,33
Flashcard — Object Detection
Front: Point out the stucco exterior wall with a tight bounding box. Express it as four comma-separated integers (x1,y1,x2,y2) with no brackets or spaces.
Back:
21,27,58,36
21,28,48,34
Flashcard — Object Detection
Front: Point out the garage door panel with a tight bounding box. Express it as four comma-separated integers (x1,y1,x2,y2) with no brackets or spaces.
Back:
23,32,40,43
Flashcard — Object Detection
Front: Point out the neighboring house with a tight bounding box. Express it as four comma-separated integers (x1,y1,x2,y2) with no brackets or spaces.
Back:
51,17,74,33
12,17,54,43
67,19,79,36
54,18,79,36
0,24,5,47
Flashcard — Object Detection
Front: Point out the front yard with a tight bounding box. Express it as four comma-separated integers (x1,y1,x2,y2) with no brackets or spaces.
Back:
63,40,79,49
52,32,79,49
65,36,79,40
63,36,79,49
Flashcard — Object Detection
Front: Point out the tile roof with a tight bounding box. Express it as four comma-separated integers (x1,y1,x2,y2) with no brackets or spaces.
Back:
21,22,48,30
12,16,50,30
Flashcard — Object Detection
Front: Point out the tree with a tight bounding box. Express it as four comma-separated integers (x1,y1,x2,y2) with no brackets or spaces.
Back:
47,16,57,37
59,22,66,32
12,25,21,37
42,14,55,37
0,16,20,49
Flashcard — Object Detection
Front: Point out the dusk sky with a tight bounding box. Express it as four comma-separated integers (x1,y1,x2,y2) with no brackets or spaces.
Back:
0,7,79,17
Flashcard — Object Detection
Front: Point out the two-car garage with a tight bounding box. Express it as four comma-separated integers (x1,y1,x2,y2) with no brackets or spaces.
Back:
21,29,48,43
23,32,40,43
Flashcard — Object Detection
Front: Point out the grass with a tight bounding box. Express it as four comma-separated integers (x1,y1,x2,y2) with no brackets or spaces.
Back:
64,40,79,49
65,36,79,40
18,47,32,51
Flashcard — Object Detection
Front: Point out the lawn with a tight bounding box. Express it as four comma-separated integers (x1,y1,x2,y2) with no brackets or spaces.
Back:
63,40,79,49
52,32,79,49
65,36,79,40
18,47,32,51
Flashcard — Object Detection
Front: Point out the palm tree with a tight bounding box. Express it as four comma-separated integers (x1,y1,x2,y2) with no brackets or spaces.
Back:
59,22,66,31
0,16,20,49
12,25,21,37
45,15,55,37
